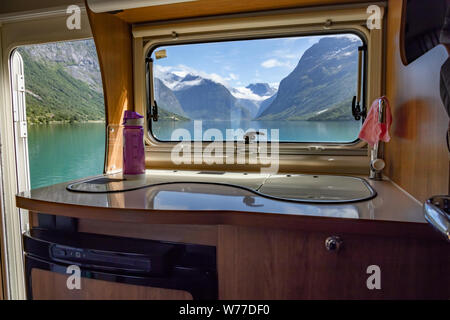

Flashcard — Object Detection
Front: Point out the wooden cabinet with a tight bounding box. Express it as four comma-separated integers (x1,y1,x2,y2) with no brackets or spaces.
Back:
24,212,450,300
218,226,450,299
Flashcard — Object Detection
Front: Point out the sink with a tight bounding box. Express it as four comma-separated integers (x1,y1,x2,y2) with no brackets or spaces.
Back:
257,174,376,203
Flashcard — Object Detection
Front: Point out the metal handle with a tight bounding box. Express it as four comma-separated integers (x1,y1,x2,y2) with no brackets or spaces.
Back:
424,196,450,243
378,98,385,124
325,236,343,251
369,98,387,181
244,131,265,144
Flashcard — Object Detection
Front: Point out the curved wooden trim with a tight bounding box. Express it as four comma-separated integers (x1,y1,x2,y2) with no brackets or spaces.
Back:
16,194,438,240
399,0,409,66
85,1,134,173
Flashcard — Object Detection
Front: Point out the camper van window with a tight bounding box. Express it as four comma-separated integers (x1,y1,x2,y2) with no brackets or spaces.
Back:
14,39,106,189
149,33,364,143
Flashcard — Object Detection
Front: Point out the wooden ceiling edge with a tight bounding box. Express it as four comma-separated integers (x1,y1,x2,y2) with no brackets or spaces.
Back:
113,1,387,25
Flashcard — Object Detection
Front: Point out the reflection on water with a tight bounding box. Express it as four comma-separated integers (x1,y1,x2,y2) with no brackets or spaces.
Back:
28,123,106,189
152,120,362,143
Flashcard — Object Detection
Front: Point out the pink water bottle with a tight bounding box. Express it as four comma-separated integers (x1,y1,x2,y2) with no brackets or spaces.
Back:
122,111,145,178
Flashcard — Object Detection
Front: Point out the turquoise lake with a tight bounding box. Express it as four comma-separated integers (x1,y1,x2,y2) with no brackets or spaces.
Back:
28,123,106,189
152,120,361,142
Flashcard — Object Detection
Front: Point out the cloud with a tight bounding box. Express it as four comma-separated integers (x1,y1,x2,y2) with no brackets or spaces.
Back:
261,59,282,69
267,48,306,64
172,70,189,78
269,82,280,90
155,64,240,89
231,87,272,101
154,65,173,73
261,59,290,68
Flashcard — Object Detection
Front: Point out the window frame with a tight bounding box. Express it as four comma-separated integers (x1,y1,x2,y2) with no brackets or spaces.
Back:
132,5,385,157
146,30,367,145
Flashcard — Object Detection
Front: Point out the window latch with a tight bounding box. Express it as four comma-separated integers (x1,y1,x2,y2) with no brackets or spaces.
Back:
146,57,158,122
352,96,366,121
352,44,367,121
150,100,158,122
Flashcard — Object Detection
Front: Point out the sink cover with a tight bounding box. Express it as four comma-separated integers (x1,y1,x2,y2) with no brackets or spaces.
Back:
67,171,376,204
257,175,376,203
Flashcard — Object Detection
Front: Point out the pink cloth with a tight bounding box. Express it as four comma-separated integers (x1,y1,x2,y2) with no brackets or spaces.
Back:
358,96,392,147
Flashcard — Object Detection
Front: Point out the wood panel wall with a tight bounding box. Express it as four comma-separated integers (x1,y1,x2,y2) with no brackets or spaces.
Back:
116,0,369,23
384,0,450,202
85,4,134,173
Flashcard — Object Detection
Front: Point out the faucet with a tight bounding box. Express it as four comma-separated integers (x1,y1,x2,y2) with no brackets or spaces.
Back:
369,99,386,180
244,131,265,144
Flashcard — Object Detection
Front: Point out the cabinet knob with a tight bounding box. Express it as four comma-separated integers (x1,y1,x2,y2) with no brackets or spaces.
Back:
325,236,343,251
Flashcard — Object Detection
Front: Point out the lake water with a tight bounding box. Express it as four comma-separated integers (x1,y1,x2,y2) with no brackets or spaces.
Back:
152,120,361,143
28,123,106,189
28,120,361,189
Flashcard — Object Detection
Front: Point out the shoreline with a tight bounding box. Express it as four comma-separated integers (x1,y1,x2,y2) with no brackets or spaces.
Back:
28,120,106,125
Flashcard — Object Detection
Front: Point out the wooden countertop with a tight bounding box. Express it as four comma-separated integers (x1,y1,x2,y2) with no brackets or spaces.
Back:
16,170,435,239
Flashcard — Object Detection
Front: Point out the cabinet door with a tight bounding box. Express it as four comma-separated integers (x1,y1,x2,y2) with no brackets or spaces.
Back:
218,225,450,299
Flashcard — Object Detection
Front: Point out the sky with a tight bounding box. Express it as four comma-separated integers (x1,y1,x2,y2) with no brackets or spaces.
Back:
152,33,360,90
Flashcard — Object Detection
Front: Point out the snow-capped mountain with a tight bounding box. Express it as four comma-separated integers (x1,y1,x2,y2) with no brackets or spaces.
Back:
155,72,253,120
155,69,278,119
229,84,277,117
246,83,277,98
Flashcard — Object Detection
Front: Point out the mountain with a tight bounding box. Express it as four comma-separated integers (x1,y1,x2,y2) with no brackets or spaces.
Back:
21,39,103,93
173,76,251,120
255,94,277,118
157,70,283,119
19,37,359,125
257,37,360,121
158,73,251,120
231,83,278,118
18,43,105,124
154,78,187,119
234,98,260,118
246,83,277,97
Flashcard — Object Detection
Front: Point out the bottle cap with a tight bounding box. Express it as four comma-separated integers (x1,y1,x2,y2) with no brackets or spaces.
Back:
122,111,144,126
